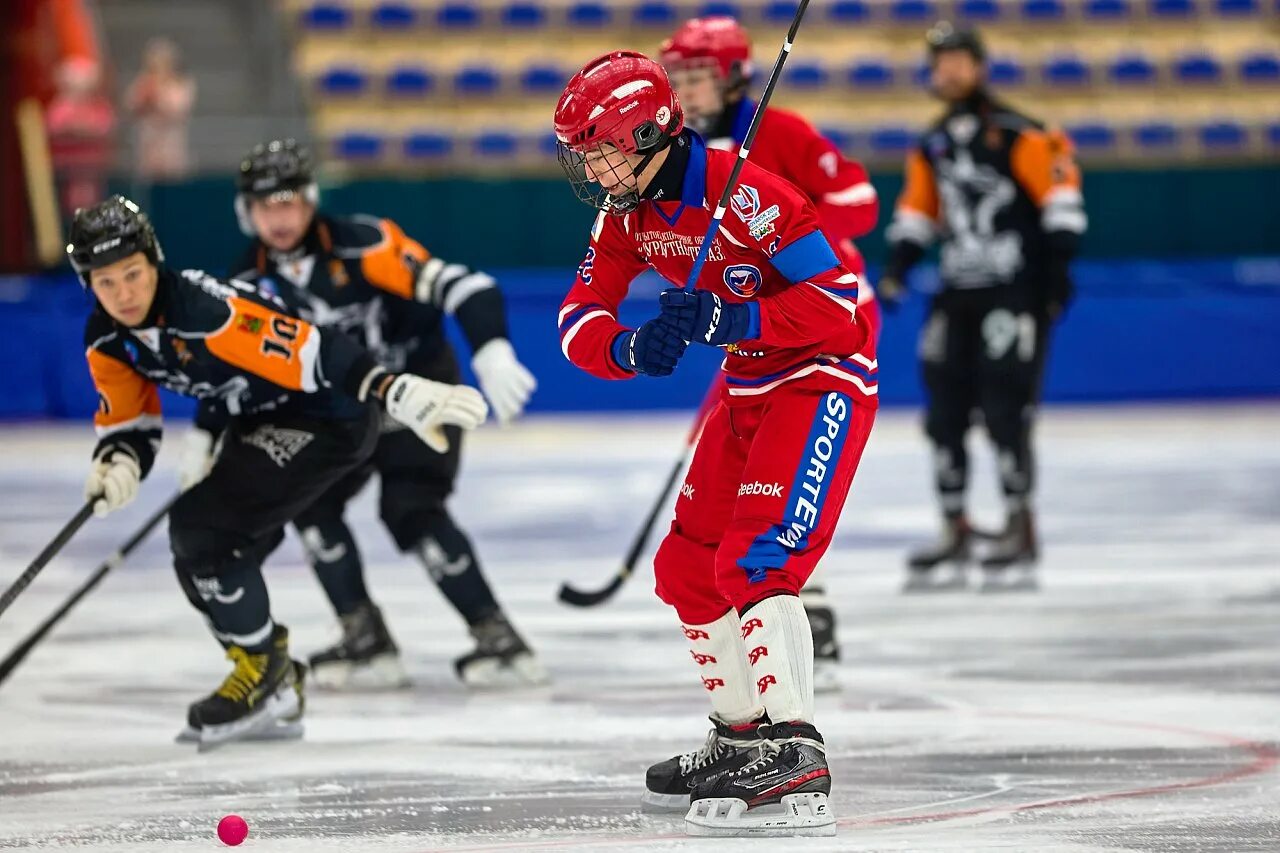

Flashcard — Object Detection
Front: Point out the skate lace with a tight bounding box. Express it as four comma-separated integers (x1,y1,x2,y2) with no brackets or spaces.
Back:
730,739,782,777
678,728,729,775
215,647,267,702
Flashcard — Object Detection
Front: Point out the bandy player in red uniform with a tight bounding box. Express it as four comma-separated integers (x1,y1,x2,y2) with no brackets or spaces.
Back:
554,52,877,835
661,16,882,689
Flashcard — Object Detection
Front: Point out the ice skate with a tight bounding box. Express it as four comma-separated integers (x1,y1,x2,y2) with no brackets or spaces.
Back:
455,612,548,688
309,602,409,690
642,715,767,812
903,515,972,593
980,508,1040,592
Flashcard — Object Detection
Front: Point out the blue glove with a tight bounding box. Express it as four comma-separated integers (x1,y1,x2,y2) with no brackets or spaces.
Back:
659,289,757,347
610,318,688,377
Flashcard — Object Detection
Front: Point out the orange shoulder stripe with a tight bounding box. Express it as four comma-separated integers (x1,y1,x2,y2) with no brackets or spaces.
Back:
359,218,430,300
204,296,321,392
897,149,940,221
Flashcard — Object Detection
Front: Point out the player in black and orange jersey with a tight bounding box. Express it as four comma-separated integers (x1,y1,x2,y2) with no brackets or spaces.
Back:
71,196,488,749
880,23,1087,592
188,140,543,689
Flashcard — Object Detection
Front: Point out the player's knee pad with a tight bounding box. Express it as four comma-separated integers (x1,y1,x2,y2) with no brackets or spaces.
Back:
293,506,353,566
653,522,729,625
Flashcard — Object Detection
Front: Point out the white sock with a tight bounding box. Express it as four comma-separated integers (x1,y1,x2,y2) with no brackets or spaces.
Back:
681,610,763,725
741,595,814,724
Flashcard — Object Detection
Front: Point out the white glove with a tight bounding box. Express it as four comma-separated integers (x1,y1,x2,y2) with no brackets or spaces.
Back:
383,374,489,453
471,338,537,425
178,428,216,492
83,452,142,517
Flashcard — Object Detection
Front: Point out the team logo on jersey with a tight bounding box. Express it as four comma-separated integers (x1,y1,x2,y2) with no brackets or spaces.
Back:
123,340,140,364
256,276,280,299
747,205,781,240
730,185,761,223
723,264,762,298
238,314,264,335
328,258,349,288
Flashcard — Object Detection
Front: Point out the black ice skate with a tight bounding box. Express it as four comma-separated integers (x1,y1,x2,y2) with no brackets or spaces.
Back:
685,721,835,837
180,624,306,752
454,611,548,688
309,602,409,690
903,515,972,593
642,715,768,812
804,602,841,694
980,508,1040,592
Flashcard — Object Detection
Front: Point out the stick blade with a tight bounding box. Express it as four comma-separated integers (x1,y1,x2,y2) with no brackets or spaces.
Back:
557,573,626,608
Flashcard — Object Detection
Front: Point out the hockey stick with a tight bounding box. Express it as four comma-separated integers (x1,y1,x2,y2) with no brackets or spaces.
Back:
0,502,94,621
0,495,176,686
681,0,814,295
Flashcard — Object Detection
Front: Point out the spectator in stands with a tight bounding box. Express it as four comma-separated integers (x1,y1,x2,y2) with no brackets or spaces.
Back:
125,38,196,179
45,56,116,217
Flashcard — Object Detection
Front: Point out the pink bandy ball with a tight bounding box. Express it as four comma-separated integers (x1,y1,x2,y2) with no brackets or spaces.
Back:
217,814,249,846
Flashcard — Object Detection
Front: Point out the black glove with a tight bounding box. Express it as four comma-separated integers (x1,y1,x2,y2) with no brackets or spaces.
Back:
657,289,754,347
610,318,689,377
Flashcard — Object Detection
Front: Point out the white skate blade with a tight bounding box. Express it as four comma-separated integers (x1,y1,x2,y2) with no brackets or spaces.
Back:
311,653,410,691
980,566,1040,594
685,792,836,837
813,659,841,694
174,719,303,745
191,687,303,753
902,565,969,594
459,652,550,689
640,790,690,813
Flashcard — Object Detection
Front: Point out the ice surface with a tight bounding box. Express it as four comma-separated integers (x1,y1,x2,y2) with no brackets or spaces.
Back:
0,406,1277,851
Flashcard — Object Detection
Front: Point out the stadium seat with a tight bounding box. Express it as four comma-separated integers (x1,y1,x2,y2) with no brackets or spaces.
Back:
386,66,435,97
699,1,742,16
1149,0,1196,18
566,1,611,26
909,60,932,87
763,1,801,24
520,64,569,93
1083,0,1132,18
301,2,353,30
1133,121,1180,149
988,56,1027,86
473,131,520,158
1042,54,1092,87
1265,122,1280,147
783,60,829,89
333,132,386,160
1066,121,1118,152
370,2,418,29
501,2,546,27
1107,53,1158,85
868,126,916,156
454,65,501,95
317,66,369,97
437,3,482,27
1199,120,1247,148
1213,0,1260,14
828,0,872,24
1173,53,1224,84
890,0,938,22
1239,51,1280,83
537,132,561,158
632,0,676,26
955,0,1004,21
1022,0,1068,20
404,131,454,159
848,59,895,89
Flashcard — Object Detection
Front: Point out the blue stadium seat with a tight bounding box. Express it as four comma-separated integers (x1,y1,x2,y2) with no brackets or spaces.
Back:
699,1,742,16
473,131,520,158
333,132,385,160
501,2,546,27
763,2,801,24
371,2,418,29
1022,0,1068,19
1266,123,1280,147
783,60,830,89
890,0,937,22
1149,0,1196,17
404,131,454,159
1042,55,1091,87
955,0,1003,19
537,133,561,158
317,66,369,97
1133,121,1180,149
908,60,932,87
868,126,915,155
988,56,1027,86
567,1,611,26
1107,53,1158,85
1199,120,1247,148
1214,0,1260,14
454,65,501,95
520,64,569,93
848,59,895,88
437,3,481,27
1066,122,1117,151
828,0,871,24
1239,51,1280,83
1083,0,1132,18
1173,53,1224,84
301,2,353,30
386,66,435,97
632,0,676,26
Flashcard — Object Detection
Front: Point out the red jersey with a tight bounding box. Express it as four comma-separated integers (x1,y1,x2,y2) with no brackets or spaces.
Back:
558,132,878,406
705,99,878,279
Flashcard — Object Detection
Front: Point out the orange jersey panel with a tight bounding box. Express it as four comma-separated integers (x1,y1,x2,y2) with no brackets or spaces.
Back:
897,149,941,221
1010,127,1082,207
358,218,430,300
204,296,322,392
86,347,161,436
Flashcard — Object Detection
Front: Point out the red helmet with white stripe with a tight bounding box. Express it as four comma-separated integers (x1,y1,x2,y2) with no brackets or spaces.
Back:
554,51,684,214
659,17,754,83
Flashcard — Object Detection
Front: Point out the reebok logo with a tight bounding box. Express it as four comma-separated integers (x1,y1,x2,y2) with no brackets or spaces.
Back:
738,481,783,498
680,482,695,500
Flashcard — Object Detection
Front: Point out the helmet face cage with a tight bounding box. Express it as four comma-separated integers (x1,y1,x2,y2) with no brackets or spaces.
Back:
67,195,164,284
557,117,671,215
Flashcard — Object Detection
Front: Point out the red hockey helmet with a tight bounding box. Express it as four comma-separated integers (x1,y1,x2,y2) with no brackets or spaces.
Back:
659,17,754,83
554,51,684,214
